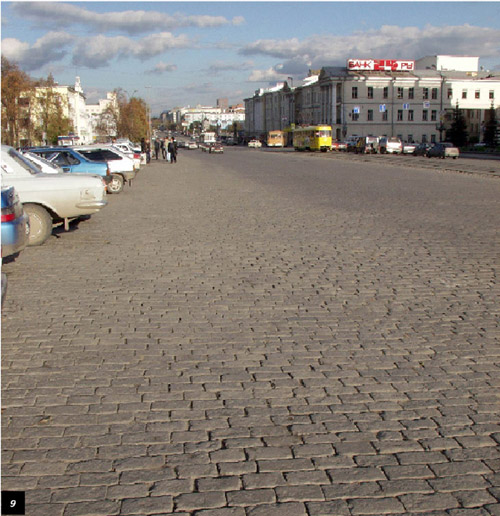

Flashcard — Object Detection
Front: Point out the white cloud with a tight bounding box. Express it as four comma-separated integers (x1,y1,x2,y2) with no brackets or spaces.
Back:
208,60,254,74
248,67,289,83
241,24,500,72
145,62,178,75
11,2,244,35
1,31,74,71
72,32,192,67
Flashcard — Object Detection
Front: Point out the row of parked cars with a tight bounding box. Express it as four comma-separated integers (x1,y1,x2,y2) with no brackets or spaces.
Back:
333,136,460,159
1,139,145,271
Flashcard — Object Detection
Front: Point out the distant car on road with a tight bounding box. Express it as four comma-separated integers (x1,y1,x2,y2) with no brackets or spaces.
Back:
379,137,403,154
210,143,224,154
413,143,432,156
427,142,460,159
402,142,417,154
331,140,347,151
1,185,29,260
355,136,379,154
248,139,262,148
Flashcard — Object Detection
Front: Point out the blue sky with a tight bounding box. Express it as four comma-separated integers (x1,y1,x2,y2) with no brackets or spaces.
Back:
2,1,500,115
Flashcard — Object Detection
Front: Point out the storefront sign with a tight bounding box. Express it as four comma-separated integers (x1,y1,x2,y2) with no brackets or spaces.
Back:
347,59,415,72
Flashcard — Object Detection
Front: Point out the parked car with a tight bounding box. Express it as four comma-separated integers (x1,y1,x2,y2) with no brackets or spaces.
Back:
355,136,379,154
379,137,403,154
402,142,417,154
209,143,224,154
248,139,262,148
112,140,142,170
74,145,136,194
1,145,108,246
22,151,65,174
427,142,460,159
345,137,360,152
413,143,432,156
27,147,112,187
1,185,29,260
331,140,347,151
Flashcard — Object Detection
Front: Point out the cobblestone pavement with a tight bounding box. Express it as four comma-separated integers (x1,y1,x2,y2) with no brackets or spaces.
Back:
2,147,500,516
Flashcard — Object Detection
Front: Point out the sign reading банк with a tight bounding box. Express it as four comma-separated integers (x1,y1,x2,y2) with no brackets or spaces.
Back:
347,59,415,72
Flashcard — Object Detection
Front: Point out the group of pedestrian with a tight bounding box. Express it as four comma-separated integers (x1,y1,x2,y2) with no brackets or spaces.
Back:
153,137,177,164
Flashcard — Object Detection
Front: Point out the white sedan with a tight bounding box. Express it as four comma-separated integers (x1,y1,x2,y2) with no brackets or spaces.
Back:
1,145,107,246
248,139,262,148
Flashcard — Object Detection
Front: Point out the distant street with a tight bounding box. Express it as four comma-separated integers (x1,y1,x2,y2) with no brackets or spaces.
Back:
2,147,500,516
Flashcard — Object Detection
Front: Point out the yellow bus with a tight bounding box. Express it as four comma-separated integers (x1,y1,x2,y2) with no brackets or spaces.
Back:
293,125,332,152
267,130,285,147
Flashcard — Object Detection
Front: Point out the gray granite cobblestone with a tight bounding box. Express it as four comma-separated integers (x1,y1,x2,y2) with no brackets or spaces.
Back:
2,151,499,514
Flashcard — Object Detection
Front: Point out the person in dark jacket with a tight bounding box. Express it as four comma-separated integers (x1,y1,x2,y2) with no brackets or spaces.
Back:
167,138,177,164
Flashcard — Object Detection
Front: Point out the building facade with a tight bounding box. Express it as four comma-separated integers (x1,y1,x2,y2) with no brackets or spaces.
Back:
19,77,118,146
244,56,500,144
166,104,245,132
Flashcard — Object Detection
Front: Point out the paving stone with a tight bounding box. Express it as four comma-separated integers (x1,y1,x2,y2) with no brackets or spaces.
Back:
2,154,499,515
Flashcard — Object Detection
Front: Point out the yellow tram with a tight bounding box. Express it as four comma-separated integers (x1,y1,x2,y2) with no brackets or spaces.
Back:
293,125,332,152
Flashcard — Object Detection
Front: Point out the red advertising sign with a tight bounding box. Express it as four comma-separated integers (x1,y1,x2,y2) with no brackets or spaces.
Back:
347,59,415,71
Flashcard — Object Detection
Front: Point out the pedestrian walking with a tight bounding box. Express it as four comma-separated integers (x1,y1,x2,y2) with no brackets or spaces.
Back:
168,137,177,164
161,138,166,160
154,139,160,160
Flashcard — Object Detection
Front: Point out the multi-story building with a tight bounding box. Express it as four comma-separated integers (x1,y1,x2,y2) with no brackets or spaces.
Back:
19,77,118,146
85,91,118,140
166,104,245,132
245,56,500,144
245,82,295,139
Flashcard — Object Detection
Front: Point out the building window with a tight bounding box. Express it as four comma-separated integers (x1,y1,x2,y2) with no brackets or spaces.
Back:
490,90,495,100
367,109,373,121
475,90,480,99
431,134,437,143
422,110,428,121
462,89,467,99
382,111,388,121
408,110,414,121
431,110,437,121
408,134,413,143
408,87,414,99
431,88,438,100
447,88,453,99
383,87,389,99
423,88,429,99
352,87,358,99
422,134,427,143
397,87,404,99
367,86,373,99
397,110,403,121
352,110,359,121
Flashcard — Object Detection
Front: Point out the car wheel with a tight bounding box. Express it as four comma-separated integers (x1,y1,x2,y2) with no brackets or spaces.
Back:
108,174,124,194
24,204,52,246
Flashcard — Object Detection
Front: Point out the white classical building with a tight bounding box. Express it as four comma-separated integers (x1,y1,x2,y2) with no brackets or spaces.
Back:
20,77,118,146
166,104,245,131
85,91,118,141
244,56,500,144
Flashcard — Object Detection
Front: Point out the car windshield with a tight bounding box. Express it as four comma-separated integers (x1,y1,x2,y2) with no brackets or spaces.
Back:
6,148,41,175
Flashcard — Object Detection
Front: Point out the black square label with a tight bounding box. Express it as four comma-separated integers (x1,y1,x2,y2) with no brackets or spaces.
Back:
1,492,25,515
